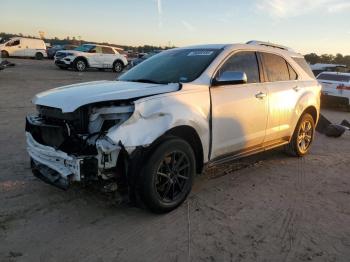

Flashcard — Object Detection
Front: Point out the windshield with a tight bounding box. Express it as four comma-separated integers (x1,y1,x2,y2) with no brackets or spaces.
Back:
119,48,222,84
74,44,95,52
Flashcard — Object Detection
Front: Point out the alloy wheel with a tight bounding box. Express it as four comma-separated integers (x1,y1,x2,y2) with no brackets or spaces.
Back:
155,151,191,203
297,119,313,154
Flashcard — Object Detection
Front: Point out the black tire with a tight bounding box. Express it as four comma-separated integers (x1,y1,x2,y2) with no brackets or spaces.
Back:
112,60,124,73
139,138,196,213
35,52,44,60
285,113,315,157
73,58,87,72
1,50,9,58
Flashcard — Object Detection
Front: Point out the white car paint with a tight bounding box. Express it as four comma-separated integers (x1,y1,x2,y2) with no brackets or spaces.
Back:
33,81,180,112
0,37,47,58
54,44,128,70
317,72,350,105
26,42,320,189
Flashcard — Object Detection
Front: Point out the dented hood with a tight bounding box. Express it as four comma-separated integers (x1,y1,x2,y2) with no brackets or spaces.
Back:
33,81,180,112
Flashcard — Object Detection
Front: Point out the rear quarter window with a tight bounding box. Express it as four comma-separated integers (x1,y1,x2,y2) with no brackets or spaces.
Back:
292,57,315,79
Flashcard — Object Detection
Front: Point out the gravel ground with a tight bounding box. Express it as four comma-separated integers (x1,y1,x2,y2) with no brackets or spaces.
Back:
0,59,350,262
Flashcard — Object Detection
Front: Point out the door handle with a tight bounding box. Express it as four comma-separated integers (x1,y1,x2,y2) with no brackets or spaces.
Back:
255,92,267,99
293,86,301,92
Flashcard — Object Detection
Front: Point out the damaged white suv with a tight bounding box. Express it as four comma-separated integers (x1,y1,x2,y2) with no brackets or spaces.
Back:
26,41,321,213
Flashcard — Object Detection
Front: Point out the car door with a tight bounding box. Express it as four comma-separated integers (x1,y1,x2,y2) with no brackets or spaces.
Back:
259,52,302,143
210,51,268,159
101,47,116,68
6,39,24,56
87,46,103,67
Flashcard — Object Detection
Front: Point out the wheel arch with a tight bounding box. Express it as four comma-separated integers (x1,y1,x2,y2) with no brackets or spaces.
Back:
163,125,204,174
303,106,318,124
74,56,89,67
113,59,125,67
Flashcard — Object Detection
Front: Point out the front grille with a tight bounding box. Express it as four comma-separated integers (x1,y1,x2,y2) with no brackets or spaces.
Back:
37,105,89,133
27,106,95,154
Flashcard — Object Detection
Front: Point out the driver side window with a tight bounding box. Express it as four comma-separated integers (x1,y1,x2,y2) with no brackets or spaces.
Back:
218,52,260,83
7,40,20,47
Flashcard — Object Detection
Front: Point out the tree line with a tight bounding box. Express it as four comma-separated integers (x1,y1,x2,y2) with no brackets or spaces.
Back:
304,53,350,67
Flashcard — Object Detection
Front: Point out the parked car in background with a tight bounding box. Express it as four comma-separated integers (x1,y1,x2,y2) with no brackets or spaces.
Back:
47,44,78,59
26,41,320,213
54,44,128,72
311,63,347,76
0,37,47,59
317,72,350,108
130,50,161,67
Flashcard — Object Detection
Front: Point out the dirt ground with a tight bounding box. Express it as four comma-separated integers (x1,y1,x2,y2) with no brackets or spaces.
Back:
0,59,350,262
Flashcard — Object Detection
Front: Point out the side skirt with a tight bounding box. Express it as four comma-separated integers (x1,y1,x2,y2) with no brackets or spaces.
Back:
208,137,290,167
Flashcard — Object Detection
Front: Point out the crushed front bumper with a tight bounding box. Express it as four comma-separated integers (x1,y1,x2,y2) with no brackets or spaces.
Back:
26,132,84,188
26,132,110,189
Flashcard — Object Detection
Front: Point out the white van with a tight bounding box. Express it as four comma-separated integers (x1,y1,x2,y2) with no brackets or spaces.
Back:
0,37,47,59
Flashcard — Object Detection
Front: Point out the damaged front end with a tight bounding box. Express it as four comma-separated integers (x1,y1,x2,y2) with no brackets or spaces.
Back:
25,102,134,190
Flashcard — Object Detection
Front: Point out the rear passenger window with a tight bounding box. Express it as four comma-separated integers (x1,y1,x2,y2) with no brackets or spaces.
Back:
102,47,114,54
261,53,290,82
218,52,260,83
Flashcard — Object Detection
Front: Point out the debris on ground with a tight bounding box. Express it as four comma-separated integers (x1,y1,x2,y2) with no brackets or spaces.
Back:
317,113,350,138
0,60,16,70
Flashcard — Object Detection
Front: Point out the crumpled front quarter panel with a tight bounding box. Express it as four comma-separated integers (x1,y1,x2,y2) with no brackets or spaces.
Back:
106,84,211,162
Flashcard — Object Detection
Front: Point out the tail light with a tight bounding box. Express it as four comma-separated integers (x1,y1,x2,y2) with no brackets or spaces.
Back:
336,85,350,90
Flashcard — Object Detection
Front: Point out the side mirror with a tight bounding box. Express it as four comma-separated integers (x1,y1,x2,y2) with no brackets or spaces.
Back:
212,71,247,86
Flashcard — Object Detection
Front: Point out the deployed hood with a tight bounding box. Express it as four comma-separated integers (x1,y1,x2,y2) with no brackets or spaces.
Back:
33,81,180,112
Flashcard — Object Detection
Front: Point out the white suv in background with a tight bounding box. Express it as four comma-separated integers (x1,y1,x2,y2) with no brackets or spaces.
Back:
54,44,128,72
26,41,320,213
317,72,350,108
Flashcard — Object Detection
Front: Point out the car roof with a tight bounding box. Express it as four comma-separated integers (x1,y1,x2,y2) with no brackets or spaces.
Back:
173,42,303,58
83,43,123,50
318,71,350,76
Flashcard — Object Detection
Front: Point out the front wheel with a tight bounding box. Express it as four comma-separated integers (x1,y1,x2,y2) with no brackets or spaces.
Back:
139,138,196,213
112,61,124,73
1,50,9,58
285,113,315,157
74,58,87,72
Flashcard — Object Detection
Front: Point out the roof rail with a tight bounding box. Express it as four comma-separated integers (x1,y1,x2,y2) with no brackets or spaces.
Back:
246,40,294,52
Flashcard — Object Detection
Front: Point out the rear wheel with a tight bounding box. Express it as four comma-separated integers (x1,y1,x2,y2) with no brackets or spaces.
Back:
1,50,9,58
139,138,195,213
74,58,87,72
285,113,315,157
112,61,124,73
35,52,44,60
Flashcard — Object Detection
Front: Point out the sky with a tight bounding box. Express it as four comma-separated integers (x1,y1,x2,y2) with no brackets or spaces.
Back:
1,0,350,55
